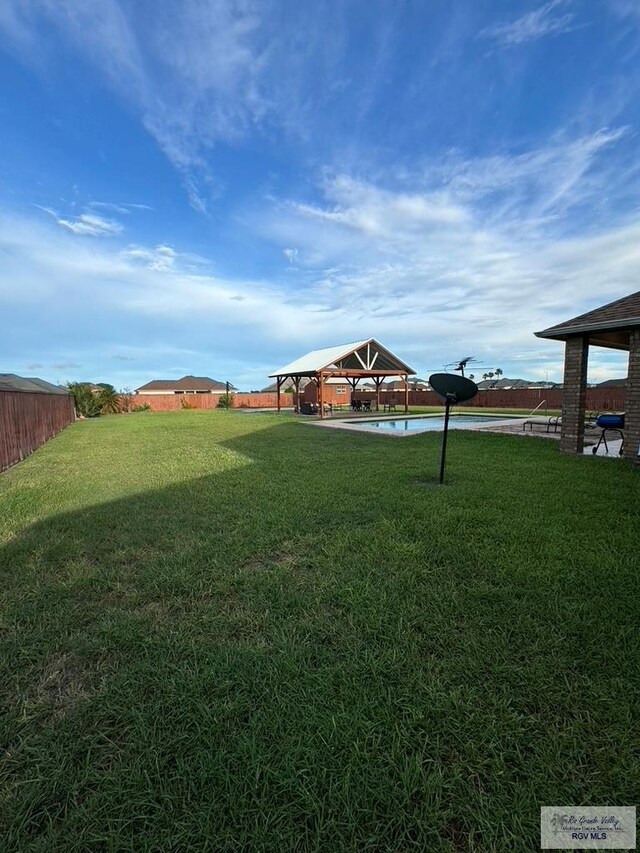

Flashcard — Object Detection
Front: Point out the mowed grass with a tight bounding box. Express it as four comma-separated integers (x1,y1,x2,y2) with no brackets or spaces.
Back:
0,411,638,852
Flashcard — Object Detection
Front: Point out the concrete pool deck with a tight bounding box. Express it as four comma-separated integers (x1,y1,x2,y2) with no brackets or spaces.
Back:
309,415,623,456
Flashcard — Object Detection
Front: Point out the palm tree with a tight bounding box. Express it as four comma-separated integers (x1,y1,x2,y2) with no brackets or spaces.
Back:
97,385,121,414
495,368,503,381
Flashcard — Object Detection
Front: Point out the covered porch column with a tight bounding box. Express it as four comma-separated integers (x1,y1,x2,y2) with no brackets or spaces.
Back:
623,328,640,463
276,376,283,414
403,373,409,413
559,335,589,454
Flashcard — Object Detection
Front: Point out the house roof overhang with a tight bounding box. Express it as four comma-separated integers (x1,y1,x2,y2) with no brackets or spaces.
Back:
535,291,640,351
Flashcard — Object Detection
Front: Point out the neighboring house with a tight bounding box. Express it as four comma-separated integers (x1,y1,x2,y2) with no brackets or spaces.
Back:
382,377,430,391
596,378,626,388
476,377,543,390
0,374,68,394
261,377,312,393
476,377,562,390
262,376,351,397
135,375,237,395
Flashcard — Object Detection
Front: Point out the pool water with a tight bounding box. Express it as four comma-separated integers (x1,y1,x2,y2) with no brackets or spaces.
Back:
349,415,501,432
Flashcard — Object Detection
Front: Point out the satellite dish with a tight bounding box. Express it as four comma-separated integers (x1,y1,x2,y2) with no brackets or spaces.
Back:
429,373,478,405
428,373,478,484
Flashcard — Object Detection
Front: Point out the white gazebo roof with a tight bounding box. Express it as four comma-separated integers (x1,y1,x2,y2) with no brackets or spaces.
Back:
269,338,415,378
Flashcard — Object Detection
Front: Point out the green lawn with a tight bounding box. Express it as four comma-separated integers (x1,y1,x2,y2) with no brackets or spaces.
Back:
1,411,638,851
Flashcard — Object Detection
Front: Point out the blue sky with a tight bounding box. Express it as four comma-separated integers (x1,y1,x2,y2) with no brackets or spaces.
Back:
1,0,639,390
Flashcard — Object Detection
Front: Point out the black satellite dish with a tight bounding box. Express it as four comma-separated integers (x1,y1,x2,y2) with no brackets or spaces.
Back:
428,373,478,484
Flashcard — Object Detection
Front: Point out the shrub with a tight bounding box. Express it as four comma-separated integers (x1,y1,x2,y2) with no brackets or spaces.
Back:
217,392,235,409
67,383,101,418
68,382,124,417
131,403,151,413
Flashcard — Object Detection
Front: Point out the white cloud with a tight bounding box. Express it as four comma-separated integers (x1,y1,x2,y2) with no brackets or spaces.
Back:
37,206,123,236
57,213,123,237
247,128,636,379
480,1,576,46
88,201,153,214
124,244,177,272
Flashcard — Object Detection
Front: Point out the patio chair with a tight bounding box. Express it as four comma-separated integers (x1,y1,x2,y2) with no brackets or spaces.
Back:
522,415,561,433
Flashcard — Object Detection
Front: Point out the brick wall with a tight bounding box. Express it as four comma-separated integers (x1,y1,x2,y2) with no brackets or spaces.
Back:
623,329,640,462
559,336,589,453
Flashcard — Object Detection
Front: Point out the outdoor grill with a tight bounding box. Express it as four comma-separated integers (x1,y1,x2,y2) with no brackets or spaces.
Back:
592,413,625,455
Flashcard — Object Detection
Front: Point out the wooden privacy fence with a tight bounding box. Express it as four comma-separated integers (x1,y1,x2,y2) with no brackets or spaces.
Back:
131,392,291,411
136,387,626,413
373,388,626,412
0,390,75,472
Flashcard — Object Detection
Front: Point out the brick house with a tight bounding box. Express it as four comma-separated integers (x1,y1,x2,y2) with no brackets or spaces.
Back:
135,376,237,396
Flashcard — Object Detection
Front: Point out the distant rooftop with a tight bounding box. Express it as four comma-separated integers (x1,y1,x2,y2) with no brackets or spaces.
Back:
136,375,236,393
0,374,69,395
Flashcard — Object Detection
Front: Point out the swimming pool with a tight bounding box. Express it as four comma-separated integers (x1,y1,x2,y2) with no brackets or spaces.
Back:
344,415,504,432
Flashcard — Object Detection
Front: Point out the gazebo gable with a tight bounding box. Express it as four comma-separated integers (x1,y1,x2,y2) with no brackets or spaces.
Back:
325,339,414,374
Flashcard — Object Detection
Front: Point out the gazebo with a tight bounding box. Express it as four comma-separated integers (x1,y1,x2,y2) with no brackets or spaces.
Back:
536,291,640,462
269,339,416,418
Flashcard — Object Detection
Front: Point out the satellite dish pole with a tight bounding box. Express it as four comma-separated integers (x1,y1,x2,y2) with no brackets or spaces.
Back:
439,392,454,485
429,373,479,485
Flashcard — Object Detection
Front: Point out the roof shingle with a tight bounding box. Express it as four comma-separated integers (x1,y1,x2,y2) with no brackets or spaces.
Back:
536,290,640,339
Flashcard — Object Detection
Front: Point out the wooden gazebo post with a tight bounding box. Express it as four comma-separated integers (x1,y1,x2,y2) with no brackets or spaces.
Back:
318,371,325,419
404,373,409,413
348,377,359,409
293,376,301,413
276,376,282,414
374,377,382,411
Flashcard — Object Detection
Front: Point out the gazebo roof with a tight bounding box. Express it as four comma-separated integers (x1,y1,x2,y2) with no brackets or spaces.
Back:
269,338,415,378
536,290,640,350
